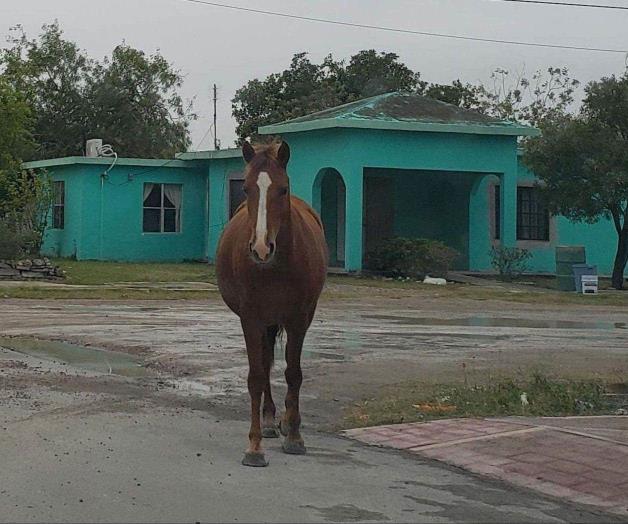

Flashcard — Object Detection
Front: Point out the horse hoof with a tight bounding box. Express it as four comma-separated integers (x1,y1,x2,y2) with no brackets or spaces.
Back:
279,419,289,437
282,439,307,455
241,452,269,467
262,427,280,438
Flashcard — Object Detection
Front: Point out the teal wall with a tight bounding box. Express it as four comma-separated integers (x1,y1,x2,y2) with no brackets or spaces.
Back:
276,128,519,271
207,156,245,258
42,162,208,261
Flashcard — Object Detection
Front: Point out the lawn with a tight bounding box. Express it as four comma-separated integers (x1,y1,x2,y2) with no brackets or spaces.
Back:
344,373,623,428
57,259,216,285
0,258,627,305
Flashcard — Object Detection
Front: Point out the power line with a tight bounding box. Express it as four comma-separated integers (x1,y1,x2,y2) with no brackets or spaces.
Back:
176,0,627,54
494,0,628,10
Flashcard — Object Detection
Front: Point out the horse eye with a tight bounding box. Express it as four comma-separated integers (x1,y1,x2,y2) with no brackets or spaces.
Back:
279,187,288,196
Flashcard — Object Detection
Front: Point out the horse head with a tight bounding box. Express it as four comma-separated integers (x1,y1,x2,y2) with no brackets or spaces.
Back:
241,140,291,264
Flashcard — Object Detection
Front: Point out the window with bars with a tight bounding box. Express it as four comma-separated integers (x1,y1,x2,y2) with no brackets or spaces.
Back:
142,183,182,233
493,185,550,242
52,181,65,229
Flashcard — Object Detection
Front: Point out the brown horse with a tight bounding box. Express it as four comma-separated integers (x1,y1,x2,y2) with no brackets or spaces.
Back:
216,140,328,467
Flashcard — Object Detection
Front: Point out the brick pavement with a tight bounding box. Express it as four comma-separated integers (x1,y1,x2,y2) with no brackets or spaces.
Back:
344,416,628,517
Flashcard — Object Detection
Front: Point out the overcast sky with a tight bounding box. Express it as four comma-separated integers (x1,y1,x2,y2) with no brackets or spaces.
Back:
1,0,627,150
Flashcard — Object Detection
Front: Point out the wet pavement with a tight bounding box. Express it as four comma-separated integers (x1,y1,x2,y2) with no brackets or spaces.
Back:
1,290,627,521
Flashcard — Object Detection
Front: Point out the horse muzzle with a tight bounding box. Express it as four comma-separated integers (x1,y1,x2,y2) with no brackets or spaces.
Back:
249,240,276,263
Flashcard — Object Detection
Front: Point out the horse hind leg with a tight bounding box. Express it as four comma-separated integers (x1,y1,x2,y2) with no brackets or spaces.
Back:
262,325,280,438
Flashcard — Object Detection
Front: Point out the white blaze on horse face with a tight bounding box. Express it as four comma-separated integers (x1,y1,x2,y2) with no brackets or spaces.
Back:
253,171,272,260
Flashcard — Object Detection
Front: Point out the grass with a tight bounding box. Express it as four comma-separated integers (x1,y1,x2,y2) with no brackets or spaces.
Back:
57,259,216,285
345,373,617,428
0,258,626,305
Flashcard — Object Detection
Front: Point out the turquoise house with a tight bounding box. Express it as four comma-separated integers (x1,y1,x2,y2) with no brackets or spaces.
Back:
24,92,621,276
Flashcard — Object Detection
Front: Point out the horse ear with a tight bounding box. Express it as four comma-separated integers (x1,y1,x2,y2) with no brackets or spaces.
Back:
277,141,290,168
242,141,255,163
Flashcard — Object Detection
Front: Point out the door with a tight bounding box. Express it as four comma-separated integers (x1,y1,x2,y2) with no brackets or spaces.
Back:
363,176,394,263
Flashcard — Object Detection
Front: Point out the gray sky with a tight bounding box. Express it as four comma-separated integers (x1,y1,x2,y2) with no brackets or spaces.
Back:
1,0,627,150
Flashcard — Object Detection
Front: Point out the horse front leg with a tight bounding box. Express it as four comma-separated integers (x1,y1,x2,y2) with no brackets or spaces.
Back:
262,325,280,438
241,318,268,467
280,325,307,455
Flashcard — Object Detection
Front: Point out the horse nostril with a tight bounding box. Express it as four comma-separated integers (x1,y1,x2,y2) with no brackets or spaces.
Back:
269,242,276,255
249,242,254,253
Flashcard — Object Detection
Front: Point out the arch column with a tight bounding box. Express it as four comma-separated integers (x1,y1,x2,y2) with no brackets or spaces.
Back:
499,168,517,247
343,166,364,272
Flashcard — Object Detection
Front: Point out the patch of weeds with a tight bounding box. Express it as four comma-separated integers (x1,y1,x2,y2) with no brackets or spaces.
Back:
345,373,613,428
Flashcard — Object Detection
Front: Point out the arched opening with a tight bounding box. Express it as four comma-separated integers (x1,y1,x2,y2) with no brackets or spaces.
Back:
313,168,346,268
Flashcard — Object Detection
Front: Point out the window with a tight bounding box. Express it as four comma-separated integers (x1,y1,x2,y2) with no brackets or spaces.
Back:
494,186,500,240
493,185,550,242
52,181,65,229
143,183,182,233
229,179,246,218
517,187,549,241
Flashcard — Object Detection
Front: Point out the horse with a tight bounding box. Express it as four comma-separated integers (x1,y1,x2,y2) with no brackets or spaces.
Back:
215,140,328,467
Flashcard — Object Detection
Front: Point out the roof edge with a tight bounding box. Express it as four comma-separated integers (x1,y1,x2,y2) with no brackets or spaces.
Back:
175,148,242,161
259,118,540,137
22,156,191,169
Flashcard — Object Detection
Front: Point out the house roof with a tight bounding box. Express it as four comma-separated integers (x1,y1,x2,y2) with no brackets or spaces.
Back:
22,156,190,169
258,91,539,137
175,148,242,161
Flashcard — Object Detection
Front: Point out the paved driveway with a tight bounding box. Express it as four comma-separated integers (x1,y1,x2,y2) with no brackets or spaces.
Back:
1,291,627,522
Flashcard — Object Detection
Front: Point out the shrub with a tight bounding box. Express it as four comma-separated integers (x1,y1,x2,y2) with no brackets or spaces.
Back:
368,237,459,278
0,220,39,260
0,169,52,259
489,246,532,280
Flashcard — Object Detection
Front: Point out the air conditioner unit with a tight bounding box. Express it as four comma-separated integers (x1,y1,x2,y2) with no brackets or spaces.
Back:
85,139,103,157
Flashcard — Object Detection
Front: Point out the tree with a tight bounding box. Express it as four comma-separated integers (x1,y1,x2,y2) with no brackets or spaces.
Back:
478,67,579,128
88,44,193,158
0,78,50,259
523,73,628,290
419,80,484,110
0,22,93,159
232,50,422,142
0,22,194,159
0,77,33,174
232,50,578,142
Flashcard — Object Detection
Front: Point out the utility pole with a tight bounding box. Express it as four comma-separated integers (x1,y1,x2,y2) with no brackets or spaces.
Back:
213,84,220,150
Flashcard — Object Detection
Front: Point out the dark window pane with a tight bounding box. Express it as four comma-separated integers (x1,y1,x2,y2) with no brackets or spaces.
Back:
163,184,181,209
143,208,161,232
494,185,500,240
230,179,246,218
144,184,162,207
163,209,177,232
54,181,65,205
517,187,549,241
53,206,64,229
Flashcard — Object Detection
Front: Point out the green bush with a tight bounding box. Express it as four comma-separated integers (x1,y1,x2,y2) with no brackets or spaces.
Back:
489,246,532,280
0,220,39,260
368,237,459,278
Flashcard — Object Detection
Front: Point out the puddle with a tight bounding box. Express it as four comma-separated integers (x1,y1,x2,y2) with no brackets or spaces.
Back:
0,336,147,377
365,315,626,331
